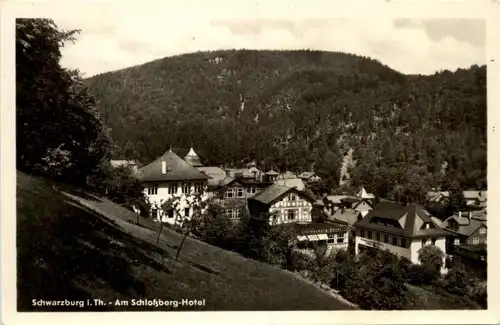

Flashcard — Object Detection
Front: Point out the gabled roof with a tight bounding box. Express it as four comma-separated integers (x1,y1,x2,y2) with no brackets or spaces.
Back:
353,200,373,210
325,195,348,204
356,187,375,199
354,201,447,238
197,166,227,185
426,191,450,202
441,212,487,237
274,178,306,191
277,171,299,179
463,190,487,201
226,168,259,179
249,184,311,205
329,209,361,226
298,171,315,179
136,149,210,182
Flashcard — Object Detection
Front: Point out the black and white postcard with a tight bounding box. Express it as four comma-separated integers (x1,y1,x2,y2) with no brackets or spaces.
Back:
1,0,499,324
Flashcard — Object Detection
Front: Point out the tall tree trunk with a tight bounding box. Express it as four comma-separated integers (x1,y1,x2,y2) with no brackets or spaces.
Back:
175,225,191,261
156,219,164,244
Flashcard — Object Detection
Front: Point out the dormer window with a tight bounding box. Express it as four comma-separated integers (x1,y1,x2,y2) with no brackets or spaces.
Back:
421,222,434,230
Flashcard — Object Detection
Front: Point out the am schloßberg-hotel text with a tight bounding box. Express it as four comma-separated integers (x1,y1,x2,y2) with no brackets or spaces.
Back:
32,298,206,308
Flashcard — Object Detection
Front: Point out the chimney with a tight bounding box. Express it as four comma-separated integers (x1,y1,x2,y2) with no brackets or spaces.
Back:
468,211,471,219
161,161,167,174
458,211,462,218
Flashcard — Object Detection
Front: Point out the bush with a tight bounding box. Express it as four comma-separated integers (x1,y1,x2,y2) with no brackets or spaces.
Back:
408,263,440,285
289,251,315,272
417,245,445,282
444,268,481,299
335,249,414,310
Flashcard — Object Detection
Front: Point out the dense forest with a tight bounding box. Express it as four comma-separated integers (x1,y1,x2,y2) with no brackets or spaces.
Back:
85,49,486,198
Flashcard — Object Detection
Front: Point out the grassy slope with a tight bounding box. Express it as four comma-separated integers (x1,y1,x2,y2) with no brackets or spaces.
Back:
16,171,354,311
405,284,482,310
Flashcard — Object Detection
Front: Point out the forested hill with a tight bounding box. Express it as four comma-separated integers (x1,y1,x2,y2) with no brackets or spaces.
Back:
85,49,486,197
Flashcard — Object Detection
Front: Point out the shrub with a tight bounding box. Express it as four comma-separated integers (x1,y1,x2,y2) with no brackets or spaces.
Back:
289,251,315,272
408,263,439,285
444,268,481,298
335,249,414,310
417,245,445,282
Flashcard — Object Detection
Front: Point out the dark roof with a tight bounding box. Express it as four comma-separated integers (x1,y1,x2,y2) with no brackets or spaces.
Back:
456,243,487,254
249,184,313,206
249,184,295,205
354,201,447,238
215,177,272,189
330,209,361,225
196,166,227,186
441,215,486,237
340,196,359,203
136,149,210,182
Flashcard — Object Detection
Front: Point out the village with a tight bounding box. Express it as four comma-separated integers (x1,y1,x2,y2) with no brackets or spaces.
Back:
112,146,487,282
11,16,490,316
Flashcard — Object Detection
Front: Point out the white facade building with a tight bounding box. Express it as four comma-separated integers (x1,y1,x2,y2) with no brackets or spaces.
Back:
353,201,448,271
136,148,210,225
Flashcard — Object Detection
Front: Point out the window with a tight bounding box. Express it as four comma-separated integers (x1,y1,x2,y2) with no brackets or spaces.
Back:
182,183,190,194
151,209,158,218
392,236,398,246
168,209,174,219
376,233,380,241
368,231,372,239
472,238,479,244
337,232,345,243
226,188,234,198
290,193,296,201
184,208,190,217
431,238,436,245
287,209,297,221
421,238,427,247
401,238,407,247
479,227,486,235
225,209,240,219
360,230,365,238
168,183,177,194
384,234,389,243
250,187,257,194
454,238,460,245
148,184,158,195
236,188,245,198
194,183,203,194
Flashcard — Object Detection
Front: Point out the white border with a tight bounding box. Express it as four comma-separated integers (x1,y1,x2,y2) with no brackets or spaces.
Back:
2,0,499,324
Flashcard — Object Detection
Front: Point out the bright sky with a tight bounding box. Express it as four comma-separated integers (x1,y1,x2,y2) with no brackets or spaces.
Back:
6,1,488,78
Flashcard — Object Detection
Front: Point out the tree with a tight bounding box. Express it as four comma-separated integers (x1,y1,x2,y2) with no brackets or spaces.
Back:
237,213,295,266
336,249,414,310
16,19,111,184
310,245,337,287
417,245,445,282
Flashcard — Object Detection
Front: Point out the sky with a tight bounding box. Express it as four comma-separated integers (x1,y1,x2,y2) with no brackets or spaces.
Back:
31,4,487,78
